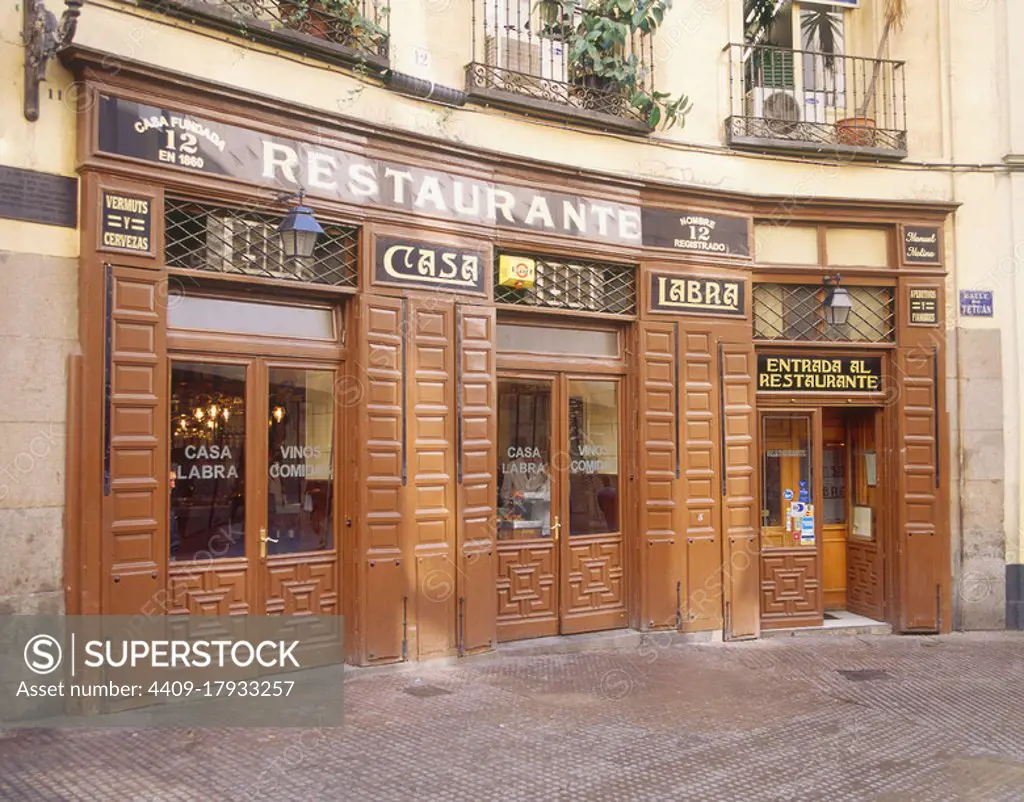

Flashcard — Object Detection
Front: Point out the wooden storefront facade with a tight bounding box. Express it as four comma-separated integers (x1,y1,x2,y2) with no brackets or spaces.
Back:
64,58,954,665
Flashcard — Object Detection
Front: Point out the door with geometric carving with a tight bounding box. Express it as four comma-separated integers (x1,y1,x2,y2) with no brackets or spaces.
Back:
758,411,825,629
496,373,626,641
168,356,341,616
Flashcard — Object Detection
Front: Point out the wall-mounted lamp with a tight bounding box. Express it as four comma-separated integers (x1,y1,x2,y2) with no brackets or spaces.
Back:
276,190,324,260
23,0,83,121
823,273,853,326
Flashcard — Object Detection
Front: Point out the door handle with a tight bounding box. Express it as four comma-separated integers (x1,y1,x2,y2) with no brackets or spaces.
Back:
259,527,279,559
552,516,561,542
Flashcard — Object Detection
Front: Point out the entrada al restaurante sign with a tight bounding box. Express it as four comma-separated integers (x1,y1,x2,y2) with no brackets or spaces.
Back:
757,356,883,392
95,95,752,253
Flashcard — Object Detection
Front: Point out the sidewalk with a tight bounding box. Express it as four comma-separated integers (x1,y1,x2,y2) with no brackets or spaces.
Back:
1,631,1022,801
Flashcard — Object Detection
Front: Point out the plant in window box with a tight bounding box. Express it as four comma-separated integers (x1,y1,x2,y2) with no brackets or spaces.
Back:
565,0,691,129
836,0,906,146
278,0,387,53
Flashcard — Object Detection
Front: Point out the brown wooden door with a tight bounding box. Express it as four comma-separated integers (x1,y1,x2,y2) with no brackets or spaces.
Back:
758,410,825,629
894,346,945,631
560,376,627,634
167,356,342,617
495,373,627,640
496,374,561,641
719,342,760,640
846,409,884,620
259,360,342,615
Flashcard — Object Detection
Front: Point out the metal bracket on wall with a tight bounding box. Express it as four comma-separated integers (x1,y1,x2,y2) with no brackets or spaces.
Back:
455,307,464,484
400,299,408,487
932,346,940,488
717,342,727,497
673,321,681,480
102,264,113,496
22,0,82,121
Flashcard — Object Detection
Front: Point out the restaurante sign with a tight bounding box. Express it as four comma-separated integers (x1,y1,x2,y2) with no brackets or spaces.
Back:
757,355,883,392
96,95,643,245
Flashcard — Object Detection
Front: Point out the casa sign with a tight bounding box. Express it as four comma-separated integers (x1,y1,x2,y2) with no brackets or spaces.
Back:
373,237,486,294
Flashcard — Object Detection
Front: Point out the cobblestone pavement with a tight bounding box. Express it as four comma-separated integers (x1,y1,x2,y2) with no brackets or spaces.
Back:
2,631,1023,801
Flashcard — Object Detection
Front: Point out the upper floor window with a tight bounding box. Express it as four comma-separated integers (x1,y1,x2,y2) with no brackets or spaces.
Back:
143,0,389,69
727,0,907,159
465,0,689,134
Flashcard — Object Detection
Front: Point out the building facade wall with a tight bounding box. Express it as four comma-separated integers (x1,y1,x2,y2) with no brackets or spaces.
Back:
1,0,1018,630
0,10,80,614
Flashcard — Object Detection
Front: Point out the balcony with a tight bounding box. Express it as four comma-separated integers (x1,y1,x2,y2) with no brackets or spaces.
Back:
138,0,389,71
724,43,907,160
465,0,655,134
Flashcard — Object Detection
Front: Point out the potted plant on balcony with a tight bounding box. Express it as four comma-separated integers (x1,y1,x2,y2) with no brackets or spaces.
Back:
565,0,691,130
835,0,906,146
279,0,387,53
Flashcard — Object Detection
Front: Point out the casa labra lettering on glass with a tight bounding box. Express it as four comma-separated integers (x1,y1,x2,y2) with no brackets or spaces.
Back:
908,287,939,326
373,237,486,294
649,273,745,316
96,95,642,246
902,225,941,264
757,355,883,393
641,208,751,257
176,444,238,480
99,191,152,254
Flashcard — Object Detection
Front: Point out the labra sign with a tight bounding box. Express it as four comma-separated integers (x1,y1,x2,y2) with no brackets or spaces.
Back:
649,273,745,316
373,237,486,294
757,355,883,392
96,95,643,246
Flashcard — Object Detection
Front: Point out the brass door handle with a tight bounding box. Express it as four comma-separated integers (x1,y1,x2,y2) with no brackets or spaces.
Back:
259,528,279,558
552,516,561,541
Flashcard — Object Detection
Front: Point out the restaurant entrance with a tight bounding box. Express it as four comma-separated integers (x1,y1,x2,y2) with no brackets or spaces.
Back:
166,296,345,616
759,406,884,629
495,373,626,641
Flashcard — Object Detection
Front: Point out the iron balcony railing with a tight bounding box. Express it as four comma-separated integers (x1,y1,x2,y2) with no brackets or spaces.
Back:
724,43,907,159
465,0,655,131
139,0,389,67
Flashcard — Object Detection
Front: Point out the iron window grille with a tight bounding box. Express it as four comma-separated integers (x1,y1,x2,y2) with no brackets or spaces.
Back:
753,283,895,343
165,197,359,288
466,0,655,129
137,0,389,66
494,254,636,316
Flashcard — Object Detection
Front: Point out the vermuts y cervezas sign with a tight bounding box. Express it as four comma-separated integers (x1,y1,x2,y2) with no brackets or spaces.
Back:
757,356,883,392
95,95,753,252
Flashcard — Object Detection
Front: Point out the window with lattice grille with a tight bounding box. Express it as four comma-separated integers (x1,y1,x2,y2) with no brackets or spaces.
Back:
494,254,636,316
164,198,359,288
753,283,895,343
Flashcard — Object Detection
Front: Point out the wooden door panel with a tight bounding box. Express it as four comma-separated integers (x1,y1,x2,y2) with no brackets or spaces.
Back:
822,524,848,610
895,346,944,631
105,266,168,615
168,561,249,615
407,300,457,659
496,541,558,640
719,343,759,640
761,550,821,627
562,535,626,633
357,296,407,662
265,555,339,615
847,540,883,618
637,323,681,629
457,306,498,654
681,329,722,629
